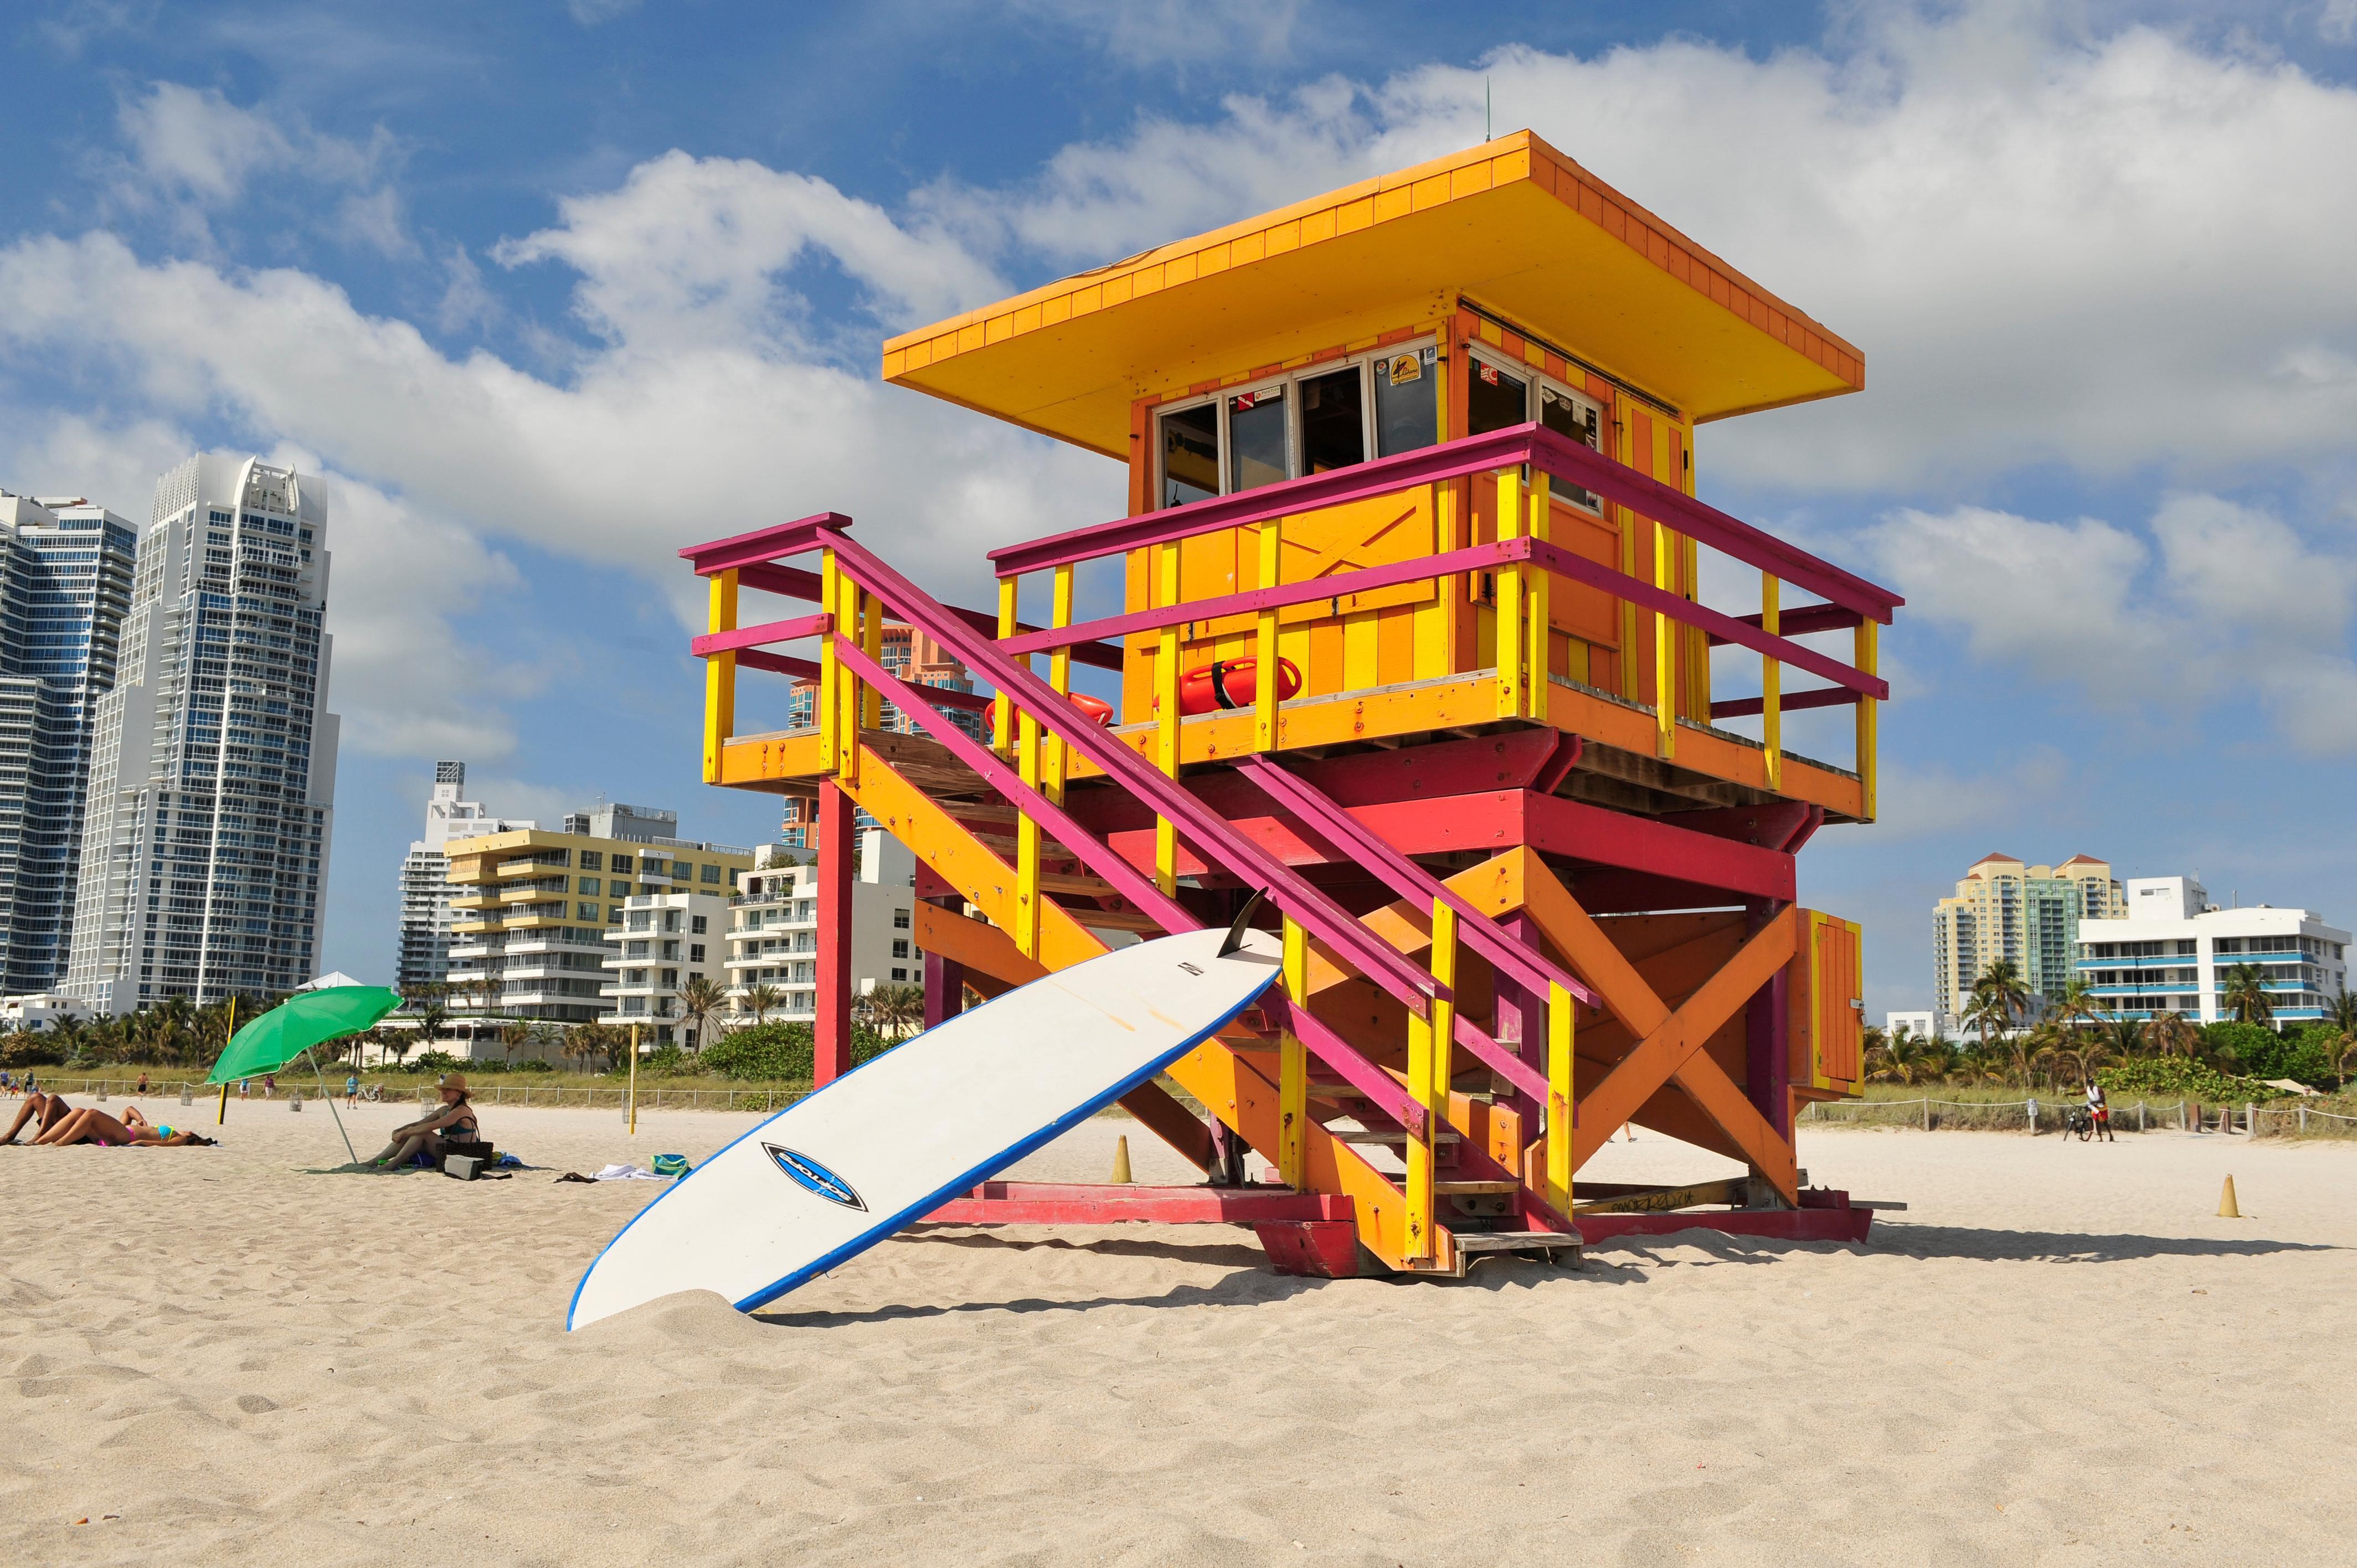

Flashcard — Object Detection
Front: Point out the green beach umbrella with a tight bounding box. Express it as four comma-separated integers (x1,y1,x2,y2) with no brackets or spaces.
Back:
209,985,403,1164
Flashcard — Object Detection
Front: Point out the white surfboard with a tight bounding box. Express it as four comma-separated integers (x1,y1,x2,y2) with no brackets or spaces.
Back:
568,925,1282,1329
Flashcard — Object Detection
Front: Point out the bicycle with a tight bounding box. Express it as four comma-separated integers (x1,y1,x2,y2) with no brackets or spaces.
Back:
2065,1107,2094,1142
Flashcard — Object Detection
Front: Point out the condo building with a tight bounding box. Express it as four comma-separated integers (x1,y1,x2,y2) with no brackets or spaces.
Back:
0,491,137,993
442,802,752,1027
2075,875,2348,1024
780,623,979,851
394,761,532,993
64,456,339,1012
723,836,916,1023
1932,852,2123,1022
599,886,731,1047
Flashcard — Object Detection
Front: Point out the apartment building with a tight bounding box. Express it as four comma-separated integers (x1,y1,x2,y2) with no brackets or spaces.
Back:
2075,875,2349,1024
442,803,752,1027
394,761,531,992
780,622,980,851
599,887,730,1046
1932,852,2123,1021
65,455,339,1012
722,835,916,1023
0,491,137,994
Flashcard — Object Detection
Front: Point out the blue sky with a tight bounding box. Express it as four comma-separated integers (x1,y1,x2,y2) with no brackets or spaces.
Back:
3,1,2356,1012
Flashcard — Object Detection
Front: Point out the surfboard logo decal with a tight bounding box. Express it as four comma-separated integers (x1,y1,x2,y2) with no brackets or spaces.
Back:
763,1144,867,1211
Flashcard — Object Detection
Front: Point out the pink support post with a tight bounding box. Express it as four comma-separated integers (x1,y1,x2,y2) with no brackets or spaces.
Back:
923,942,964,1031
815,781,853,1085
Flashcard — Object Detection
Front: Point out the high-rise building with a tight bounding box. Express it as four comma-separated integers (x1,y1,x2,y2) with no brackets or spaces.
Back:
0,491,137,993
1932,852,2123,1022
442,807,752,1028
2076,875,2348,1024
781,623,980,852
718,836,917,1026
64,456,341,1012
395,761,533,994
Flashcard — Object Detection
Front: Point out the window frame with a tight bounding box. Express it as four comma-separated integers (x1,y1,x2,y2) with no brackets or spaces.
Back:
1463,343,1607,518
1150,335,1440,510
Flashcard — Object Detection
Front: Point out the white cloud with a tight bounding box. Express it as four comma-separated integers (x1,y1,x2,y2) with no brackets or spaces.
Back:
109,82,404,252
1867,494,2357,754
921,7,2357,492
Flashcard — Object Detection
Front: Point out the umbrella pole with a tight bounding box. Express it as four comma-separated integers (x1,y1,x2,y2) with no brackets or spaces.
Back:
305,1046,359,1165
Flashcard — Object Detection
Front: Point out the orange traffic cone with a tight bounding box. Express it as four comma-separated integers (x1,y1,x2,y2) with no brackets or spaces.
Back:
1110,1134,1133,1184
2217,1175,2241,1218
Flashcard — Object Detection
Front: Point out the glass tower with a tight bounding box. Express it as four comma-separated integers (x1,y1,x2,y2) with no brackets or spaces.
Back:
0,492,138,993
65,456,341,1012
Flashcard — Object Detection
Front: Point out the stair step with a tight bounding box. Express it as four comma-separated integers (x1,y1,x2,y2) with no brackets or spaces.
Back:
1332,1128,1461,1146
1054,902,1167,932
1434,1180,1521,1196
1448,1230,1583,1256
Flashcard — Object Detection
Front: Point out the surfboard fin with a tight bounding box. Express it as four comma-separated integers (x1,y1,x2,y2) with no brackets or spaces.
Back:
1217,889,1267,957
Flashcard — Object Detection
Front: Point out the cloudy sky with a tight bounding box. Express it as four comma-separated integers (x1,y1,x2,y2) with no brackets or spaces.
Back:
3,0,2355,1012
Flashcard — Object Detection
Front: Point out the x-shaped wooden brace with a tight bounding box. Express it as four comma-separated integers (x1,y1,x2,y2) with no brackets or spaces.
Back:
1279,503,1425,587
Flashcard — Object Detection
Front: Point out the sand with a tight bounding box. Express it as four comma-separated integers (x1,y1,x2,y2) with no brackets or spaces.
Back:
5,1093,2354,1566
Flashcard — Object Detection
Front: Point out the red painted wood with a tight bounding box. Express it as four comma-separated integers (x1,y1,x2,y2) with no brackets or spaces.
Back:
1254,1219,1369,1277
679,510,853,574
1709,685,1857,720
815,780,853,1086
691,611,832,657
735,648,820,680
1706,602,1862,645
1575,1206,1871,1244
1527,793,1795,901
922,1183,1351,1225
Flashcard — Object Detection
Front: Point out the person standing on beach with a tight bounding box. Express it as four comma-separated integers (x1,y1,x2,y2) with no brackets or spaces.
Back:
136,1072,149,1096
2085,1077,2113,1143
262,1073,275,1100
238,1077,250,1100
344,1071,359,1108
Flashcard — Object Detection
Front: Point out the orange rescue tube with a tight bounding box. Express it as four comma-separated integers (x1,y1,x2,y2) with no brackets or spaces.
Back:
1160,656,1303,717
982,692,1115,731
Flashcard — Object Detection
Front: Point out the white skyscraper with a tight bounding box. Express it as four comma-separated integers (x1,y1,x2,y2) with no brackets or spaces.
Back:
65,456,341,1012
395,761,531,993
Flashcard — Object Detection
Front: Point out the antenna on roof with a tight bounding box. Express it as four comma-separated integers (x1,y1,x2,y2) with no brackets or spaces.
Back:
1486,76,1492,142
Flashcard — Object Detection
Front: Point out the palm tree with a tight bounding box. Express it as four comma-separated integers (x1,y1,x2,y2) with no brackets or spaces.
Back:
2220,963,2273,1025
2050,977,2102,1032
742,983,784,1025
862,982,926,1040
677,975,725,1053
500,1019,533,1067
1961,989,2010,1056
2146,1009,2199,1060
1973,960,2032,1031
2099,1014,2145,1063
1865,1025,1935,1086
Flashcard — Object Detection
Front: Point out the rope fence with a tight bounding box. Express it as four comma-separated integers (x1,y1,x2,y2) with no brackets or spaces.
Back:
6,1077,814,1115
1807,1096,2357,1136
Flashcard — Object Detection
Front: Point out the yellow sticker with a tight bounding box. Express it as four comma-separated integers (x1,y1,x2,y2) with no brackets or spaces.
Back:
1387,352,1423,387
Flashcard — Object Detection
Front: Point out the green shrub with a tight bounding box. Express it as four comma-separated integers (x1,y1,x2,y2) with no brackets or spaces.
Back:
2203,1021,2332,1086
410,1049,464,1076
2098,1055,2277,1101
0,1032,65,1068
640,1042,691,1077
698,1022,901,1081
510,1056,555,1074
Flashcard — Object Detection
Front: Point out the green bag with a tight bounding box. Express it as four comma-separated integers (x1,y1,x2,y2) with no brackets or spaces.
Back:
651,1153,691,1178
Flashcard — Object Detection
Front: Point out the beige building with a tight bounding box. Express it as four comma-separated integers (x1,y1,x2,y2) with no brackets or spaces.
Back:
442,804,752,1030
1933,853,2123,1023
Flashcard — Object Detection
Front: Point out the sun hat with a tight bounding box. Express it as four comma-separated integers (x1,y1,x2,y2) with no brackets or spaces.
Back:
439,1073,470,1094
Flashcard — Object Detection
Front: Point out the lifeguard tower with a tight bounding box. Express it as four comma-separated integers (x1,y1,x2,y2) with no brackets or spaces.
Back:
681,133,1895,1275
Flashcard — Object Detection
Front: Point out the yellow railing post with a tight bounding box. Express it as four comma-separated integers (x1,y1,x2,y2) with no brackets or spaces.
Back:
1254,516,1281,752
1546,981,1574,1213
817,550,840,775
1154,540,1182,896
702,568,738,784
993,577,1018,755
1761,572,1782,793
1429,897,1458,1104
836,571,863,786
1016,709,1042,959
1653,518,1676,759
1525,474,1551,718
1277,916,1307,1188
1405,997,1435,1263
1046,564,1074,803
1855,617,1879,819
860,576,884,733
1494,468,1525,719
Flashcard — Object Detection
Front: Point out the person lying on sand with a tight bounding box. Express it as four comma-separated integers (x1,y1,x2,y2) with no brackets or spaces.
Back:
364,1074,481,1169
2,1090,74,1144
30,1104,217,1147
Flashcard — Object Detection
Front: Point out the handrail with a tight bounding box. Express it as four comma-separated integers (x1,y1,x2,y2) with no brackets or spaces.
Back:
820,529,1447,1016
986,420,1903,622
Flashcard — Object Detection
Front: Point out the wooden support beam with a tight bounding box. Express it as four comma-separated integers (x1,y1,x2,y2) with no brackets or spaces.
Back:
814,780,853,1085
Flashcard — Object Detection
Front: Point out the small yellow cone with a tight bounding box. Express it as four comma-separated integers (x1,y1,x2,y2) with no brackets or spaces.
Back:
2218,1175,2241,1219
1109,1134,1133,1185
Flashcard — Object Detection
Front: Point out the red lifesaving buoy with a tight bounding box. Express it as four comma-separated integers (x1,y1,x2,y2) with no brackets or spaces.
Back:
1158,656,1303,716
982,692,1116,732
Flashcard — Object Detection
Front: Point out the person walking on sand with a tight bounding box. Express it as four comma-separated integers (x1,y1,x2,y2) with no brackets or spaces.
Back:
135,1072,149,1096
262,1072,276,1100
238,1077,250,1100
344,1071,359,1108
2085,1077,2114,1143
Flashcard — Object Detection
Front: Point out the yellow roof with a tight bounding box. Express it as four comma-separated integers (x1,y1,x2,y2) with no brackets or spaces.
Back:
883,131,1863,457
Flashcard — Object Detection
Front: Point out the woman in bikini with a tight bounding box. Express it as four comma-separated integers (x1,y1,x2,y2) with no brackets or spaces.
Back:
365,1074,481,1169
30,1103,216,1147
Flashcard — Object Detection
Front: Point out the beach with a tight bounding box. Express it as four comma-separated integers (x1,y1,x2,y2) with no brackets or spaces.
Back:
6,1096,2354,1566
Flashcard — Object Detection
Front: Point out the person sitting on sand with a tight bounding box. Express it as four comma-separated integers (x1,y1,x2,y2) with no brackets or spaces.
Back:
30,1103,215,1147
2,1090,73,1143
364,1074,481,1169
